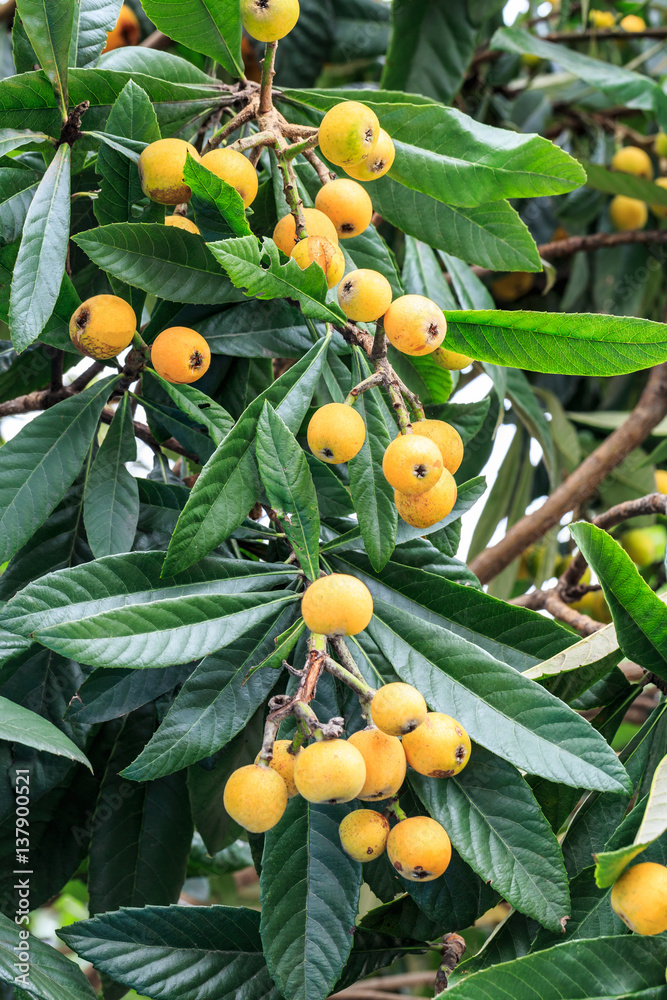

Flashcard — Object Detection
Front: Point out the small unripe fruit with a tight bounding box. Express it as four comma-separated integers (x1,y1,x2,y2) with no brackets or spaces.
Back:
384,295,446,356
273,207,338,256
611,862,667,935
301,573,373,636
620,525,667,567
223,763,288,833
611,146,653,180
255,739,301,797
402,712,472,778
139,139,200,205
318,101,380,168
240,0,300,41
293,739,366,804
291,236,345,289
382,434,443,495
609,194,648,232
103,3,140,51
433,346,473,371
395,468,458,528
165,215,201,235
307,402,365,464
339,809,390,861
200,148,259,208
387,816,452,882
348,728,407,801
619,14,646,32
344,129,395,182
491,271,534,303
370,683,427,738
338,269,393,323
69,295,136,360
656,469,667,494
655,133,667,158
408,420,463,475
650,177,667,219
315,179,373,239
151,326,211,384
588,9,615,28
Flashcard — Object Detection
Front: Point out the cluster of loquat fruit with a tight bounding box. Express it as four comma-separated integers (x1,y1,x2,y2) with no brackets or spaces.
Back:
588,8,647,32
607,142,667,232
224,572,471,883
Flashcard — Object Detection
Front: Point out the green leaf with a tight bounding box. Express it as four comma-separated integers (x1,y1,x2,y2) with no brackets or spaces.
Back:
411,747,569,931
348,350,397,572
441,934,667,1000
145,370,234,446
0,912,97,1000
9,143,71,352
492,26,667,119
83,395,139,558
185,154,252,239
59,905,280,1000
570,521,667,679
140,0,243,78
0,167,41,246
94,80,162,227
208,235,347,325
443,309,667,377
0,695,91,768
0,375,118,565
402,236,458,309
394,475,486,543
163,335,331,576
87,704,193,914
66,664,190,725
73,223,239,304
122,604,296,782
15,0,74,115
70,0,123,68
523,623,622,705
34,590,298,669
505,368,557,486
0,128,54,158
194,299,318,359
256,403,320,582
583,161,667,206
367,601,631,793
441,252,495,310
260,797,362,1000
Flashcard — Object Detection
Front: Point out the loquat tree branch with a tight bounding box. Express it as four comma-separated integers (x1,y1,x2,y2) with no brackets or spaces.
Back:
469,363,667,584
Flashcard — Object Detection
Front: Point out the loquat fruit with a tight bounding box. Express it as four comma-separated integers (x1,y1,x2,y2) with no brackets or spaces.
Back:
344,129,395,182
611,146,653,180
433,346,473,371
619,14,646,32
650,177,667,219
69,295,136,360
315,179,373,239
382,433,443,495
255,739,301,797
165,215,201,235
620,525,667,568
318,101,380,168
571,589,612,624
223,762,288,833
151,326,211,384
384,295,447,356
491,271,534,303
337,269,393,323
609,194,648,232
588,9,616,29
293,738,366,804
655,469,667,494
402,712,472,778
395,468,458,528
301,573,373,636
339,809,390,861
408,419,463,475
200,148,259,208
138,138,200,205
240,0,300,42
655,133,667,158
103,3,141,51
348,728,407,801
370,682,427,738
611,862,667,935
307,402,366,464
291,236,346,289
272,207,338,256
387,816,452,881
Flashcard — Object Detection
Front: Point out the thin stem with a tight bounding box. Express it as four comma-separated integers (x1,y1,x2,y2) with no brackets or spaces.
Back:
275,137,307,239
384,797,408,822
303,148,335,185
205,101,259,153
344,371,383,405
323,655,375,702
259,41,278,116
228,129,277,153
282,134,320,159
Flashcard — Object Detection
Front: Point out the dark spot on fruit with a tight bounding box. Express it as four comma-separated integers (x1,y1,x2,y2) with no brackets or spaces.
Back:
414,463,428,479
365,128,374,144
322,447,334,459
402,720,419,734
413,868,430,879
430,769,455,778
189,349,204,371
342,223,354,233
427,322,440,341
343,280,354,294
75,307,90,332
455,744,467,763
366,847,373,855
257,0,269,8
371,159,386,173
325,798,339,805
393,861,403,871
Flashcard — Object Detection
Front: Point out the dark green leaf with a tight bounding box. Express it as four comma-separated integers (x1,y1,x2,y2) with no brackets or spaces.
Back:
185,154,252,239
256,403,320,581
0,695,91,768
0,168,41,246
0,128,54,158
83,395,139,558
15,0,74,114
66,664,191,724
0,912,97,1000
9,143,71,351
70,0,123,68
194,300,318,359
140,0,243,78
145,370,234,445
